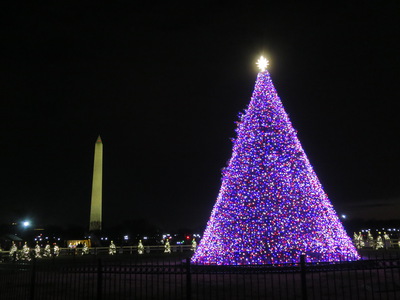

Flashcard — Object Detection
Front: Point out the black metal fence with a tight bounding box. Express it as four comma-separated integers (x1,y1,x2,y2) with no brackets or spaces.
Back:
1,250,400,300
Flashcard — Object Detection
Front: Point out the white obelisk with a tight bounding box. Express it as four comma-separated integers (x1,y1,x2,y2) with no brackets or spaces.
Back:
89,135,103,232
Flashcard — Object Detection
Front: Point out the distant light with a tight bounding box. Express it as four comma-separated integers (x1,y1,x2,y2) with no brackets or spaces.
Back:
143,236,148,240
23,221,30,227
341,214,346,219
124,235,129,240
256,56,269,72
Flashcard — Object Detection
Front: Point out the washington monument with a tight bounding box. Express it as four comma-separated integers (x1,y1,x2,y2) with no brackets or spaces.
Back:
89,135,103,232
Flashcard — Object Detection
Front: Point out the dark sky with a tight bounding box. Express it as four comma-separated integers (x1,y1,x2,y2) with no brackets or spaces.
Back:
1,2,399,231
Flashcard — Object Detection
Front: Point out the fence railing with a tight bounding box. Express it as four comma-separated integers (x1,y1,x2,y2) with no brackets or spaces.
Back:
1,238,399,260
1,251,400,300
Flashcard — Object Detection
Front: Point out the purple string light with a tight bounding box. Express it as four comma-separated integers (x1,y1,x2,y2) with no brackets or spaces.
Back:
192,70,359,265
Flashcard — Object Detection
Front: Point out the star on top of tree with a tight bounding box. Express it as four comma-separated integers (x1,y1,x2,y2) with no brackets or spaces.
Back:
256,56,269,72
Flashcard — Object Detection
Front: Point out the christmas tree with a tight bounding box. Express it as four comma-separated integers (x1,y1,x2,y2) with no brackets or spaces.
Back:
191,57,359,265
109,241,116,255
138,240,144,254
164,239,171,253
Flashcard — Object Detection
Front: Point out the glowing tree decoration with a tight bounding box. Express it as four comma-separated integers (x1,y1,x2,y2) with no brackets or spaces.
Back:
191,57,359,265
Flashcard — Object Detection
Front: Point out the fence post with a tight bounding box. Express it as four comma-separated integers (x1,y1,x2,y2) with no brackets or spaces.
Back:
97,258,103,300
300,254,308,300
186,258,192,300
30,257,36,300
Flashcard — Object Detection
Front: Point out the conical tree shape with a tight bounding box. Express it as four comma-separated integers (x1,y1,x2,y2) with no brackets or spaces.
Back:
192,69,359,265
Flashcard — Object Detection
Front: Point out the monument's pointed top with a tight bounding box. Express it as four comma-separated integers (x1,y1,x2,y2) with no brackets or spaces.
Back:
96,135,102,143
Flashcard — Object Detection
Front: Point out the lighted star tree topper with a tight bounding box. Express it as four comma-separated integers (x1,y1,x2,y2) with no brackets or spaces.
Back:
191,57,359,265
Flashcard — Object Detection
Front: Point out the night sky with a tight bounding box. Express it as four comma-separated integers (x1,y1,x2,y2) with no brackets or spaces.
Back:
1,2,399,232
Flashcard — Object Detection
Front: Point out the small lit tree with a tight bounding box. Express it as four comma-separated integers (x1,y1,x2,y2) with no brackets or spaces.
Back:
383,232,391,249
43,243,51,257
164,239,171,253
138,240,144,255
354,232,364,249
82,243,89,255
53,244,60,257
375,235,384,250
191,238,197,251
34,242,42,258
21,242,31,261
9,242,18,261
367,231,374,248
109,241,116,255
